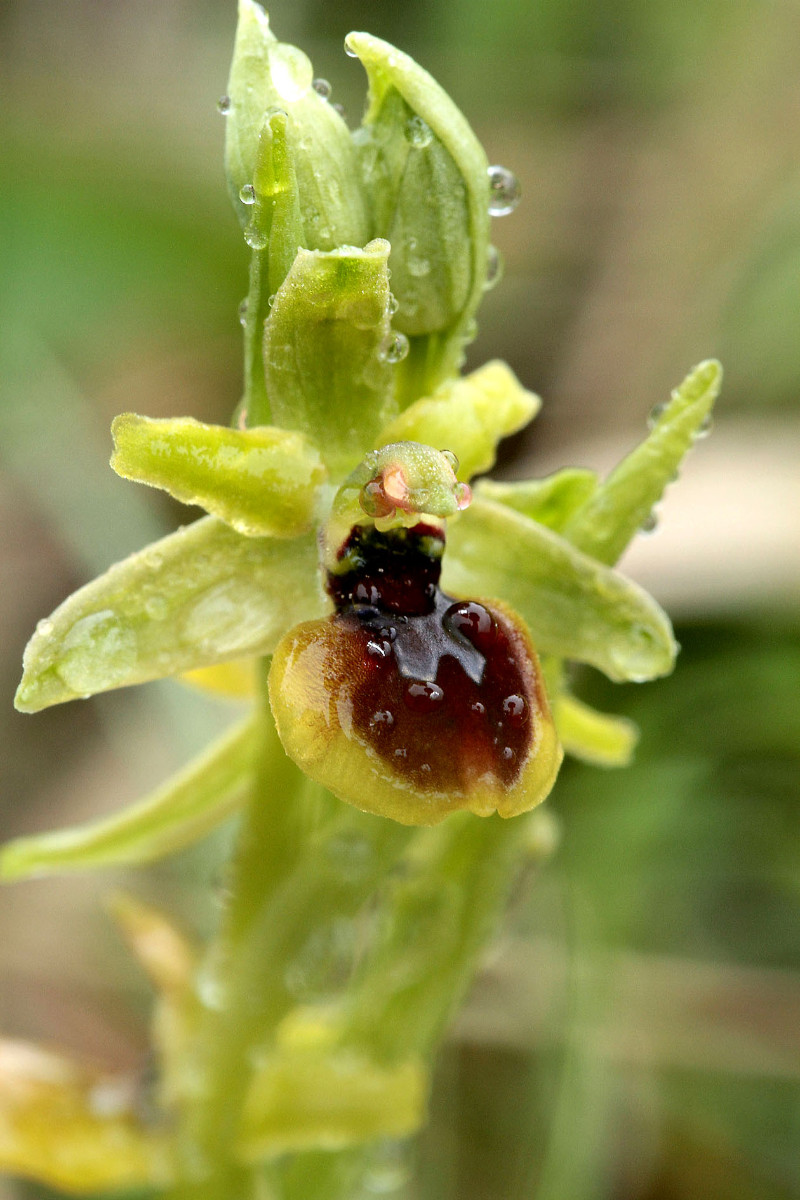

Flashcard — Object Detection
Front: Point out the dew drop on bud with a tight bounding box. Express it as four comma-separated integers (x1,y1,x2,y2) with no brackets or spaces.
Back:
344,39,358,57
441,449,459,473
313,77,332,99
404,680,445,713
502,694,526,725
696,414,714,438
387,295,400,316
238,299,249,327
641,512,658,533
370,709,395,728
380,332,410,364
444,601,495,651
455,482,472,510
332,102,347,119
487,165,521,216
244,223,268,250
405,115,433,148
647,402,666,430
217,94,231,115
239,183,256,205
485,244,504,289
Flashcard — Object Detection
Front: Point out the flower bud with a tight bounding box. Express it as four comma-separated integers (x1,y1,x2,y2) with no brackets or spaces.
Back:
269,521,562,826
346,33,491,393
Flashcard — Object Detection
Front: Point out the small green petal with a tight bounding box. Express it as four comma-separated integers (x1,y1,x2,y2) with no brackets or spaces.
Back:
347,31,491,397
264,241,397,477
239,1046,426,1158
563,359,723,565
0,716,259,880
14,517,325,712
443,497,678,682
110,414,326,538
375,360,539,481
554,693,639,767
477,467,597,531
225,0,368,246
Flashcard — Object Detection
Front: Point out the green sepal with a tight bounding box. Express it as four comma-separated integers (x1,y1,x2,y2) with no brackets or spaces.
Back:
111,414,327,538
225,0,368,247
443,497,678,683
347,32,491,399
0,716,259,881
263,240,397,477
563,359,722,565
14,517,325,713
375,360,539,481
554,693,639,768
477,467,598,531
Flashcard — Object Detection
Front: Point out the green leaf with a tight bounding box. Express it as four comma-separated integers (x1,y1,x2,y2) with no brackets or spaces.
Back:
225,0,368,247
264,241,397,477
347,31,491,398
477,467,597,530
375,360,539,481
554,693,639,768
443,497,678,682
0,716,259,880
563,359,722,565
111,414,326,538
14,517,325,712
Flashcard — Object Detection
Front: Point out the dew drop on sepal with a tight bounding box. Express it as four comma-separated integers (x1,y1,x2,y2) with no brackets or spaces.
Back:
238,183,256,205
217,94,231,115
312,77,332,99
487,165,521,216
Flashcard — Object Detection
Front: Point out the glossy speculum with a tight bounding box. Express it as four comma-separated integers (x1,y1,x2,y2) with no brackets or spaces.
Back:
327,522,535,793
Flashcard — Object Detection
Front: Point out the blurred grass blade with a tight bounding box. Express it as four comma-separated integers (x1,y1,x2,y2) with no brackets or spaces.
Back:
375,360,539,481
111,414,326,538
443,497,678,682
554,693,639,767
563,360,722,564
14,517,324,712
0,715,260,880
477,468,598,531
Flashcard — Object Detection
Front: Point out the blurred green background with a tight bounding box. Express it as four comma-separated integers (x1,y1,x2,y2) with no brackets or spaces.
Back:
0,1,798,1198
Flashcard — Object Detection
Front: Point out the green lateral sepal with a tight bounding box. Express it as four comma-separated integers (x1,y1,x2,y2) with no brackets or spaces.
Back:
376,360,539,481
477,467,598,531
111,414,326,538
14,517,325,712
443,497,678,683
563,359,722,564
263,240,398,477
0,715,260,880
347,31,491,398
554,692,639,767
225,0,368,248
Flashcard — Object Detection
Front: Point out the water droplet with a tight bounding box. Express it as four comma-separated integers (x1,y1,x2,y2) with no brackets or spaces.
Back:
387,295,400,316
502,746,516,762
485,244,504,289
502,694,526,724
444,601,495,651
312,77,332,99
354,582,382,606
344,39,358,57
404,680,444,712
239,183,256,205
394,747,408,758
267,293,276,307
647,402,666,430
455,481,472,510
244,223,268,250
36,618,54,638
238,298,248,327
267,42,313,102
380,332,410,364
332,102,347,119
367,637,393,660
56,610,137,695
641,512,658,533
441,449,459,473
370,709,395,728
405,115,433,148
487,164,521,216
696,414,713,438
217,94,231,115
144,595,168,620
471,700,486,715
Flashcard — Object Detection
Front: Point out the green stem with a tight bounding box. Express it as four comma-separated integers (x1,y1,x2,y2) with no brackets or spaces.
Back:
242,247,272,427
